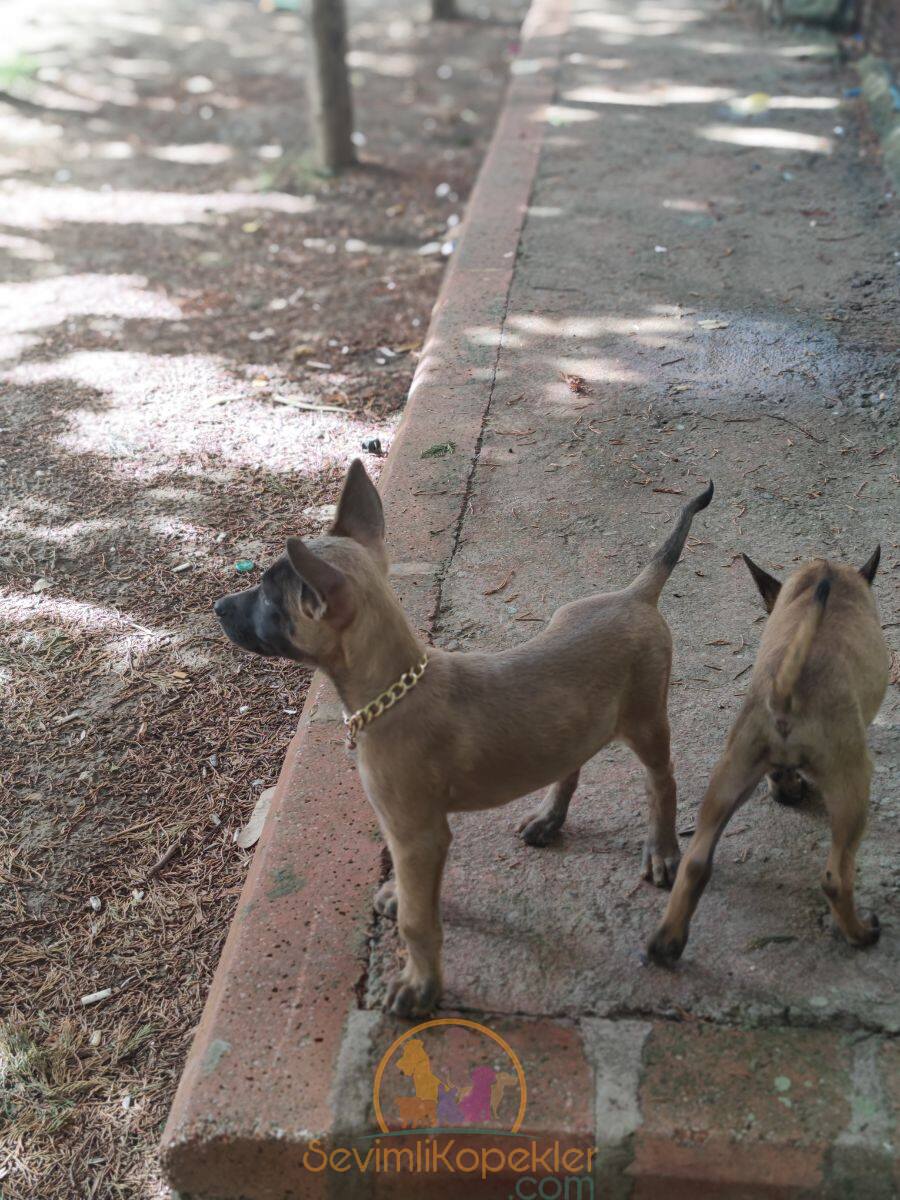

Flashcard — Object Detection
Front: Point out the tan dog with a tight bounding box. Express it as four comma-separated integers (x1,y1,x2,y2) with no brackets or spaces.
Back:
647,547,888,966
214,460,712,1016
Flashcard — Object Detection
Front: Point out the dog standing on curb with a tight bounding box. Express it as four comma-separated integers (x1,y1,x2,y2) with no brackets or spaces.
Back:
214,460,713,1017
647,547,888,966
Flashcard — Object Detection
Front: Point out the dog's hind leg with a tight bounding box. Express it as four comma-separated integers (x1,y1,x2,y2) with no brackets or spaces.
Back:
647,720,765,964
623,714,680,888
517,770,580,847
820,757,880,948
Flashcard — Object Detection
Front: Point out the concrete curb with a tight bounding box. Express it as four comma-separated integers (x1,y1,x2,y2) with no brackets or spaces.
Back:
857,54,900,188
160,0,570,1195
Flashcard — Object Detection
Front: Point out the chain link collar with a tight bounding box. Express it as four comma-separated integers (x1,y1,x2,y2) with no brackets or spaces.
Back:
343,654,428,749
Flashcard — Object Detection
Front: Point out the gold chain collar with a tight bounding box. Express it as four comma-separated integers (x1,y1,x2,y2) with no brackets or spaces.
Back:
343,654,428,749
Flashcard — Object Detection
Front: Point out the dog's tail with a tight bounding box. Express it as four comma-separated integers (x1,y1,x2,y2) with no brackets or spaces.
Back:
628,481,714,604
770,576,830,715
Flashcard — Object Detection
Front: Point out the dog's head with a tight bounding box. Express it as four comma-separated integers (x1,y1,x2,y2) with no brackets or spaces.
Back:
213,459,387,666
741,546,880,614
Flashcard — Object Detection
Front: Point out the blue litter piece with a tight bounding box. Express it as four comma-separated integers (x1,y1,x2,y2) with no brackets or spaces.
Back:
842,86,861,98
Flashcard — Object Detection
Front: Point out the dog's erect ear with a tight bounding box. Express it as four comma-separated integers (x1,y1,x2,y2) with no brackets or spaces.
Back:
286,537,353,627
859,545,880,586
330,459,385,550
742,554,782,614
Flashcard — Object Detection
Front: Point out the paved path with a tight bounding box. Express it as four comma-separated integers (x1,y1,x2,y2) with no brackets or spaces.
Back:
163,1,898,1196
368,0,899,1033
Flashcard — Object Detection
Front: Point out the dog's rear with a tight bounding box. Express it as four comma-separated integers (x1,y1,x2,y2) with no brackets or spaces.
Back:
751,557,887,743
648,547,889,964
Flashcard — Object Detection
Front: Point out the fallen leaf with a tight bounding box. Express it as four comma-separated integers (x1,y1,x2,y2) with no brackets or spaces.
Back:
236,787,275,850
562,373,589,394
698,319,730,330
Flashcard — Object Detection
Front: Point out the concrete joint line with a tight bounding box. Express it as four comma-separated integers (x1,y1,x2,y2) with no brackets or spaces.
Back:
428,0,570,636
582,1019,652,1195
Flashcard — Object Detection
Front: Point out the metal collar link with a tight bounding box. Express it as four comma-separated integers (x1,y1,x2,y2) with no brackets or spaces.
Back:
343,655,428,749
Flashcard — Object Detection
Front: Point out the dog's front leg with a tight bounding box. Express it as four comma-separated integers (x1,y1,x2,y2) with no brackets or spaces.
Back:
647,726,764,964
383,818,452,1019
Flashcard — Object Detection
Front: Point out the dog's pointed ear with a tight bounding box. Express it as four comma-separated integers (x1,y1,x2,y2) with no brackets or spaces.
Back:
859,545,880,586
286,537,353,627
742,554,782,614
330,459,385,550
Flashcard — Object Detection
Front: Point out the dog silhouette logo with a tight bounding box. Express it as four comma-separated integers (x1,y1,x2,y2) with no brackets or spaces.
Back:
373,1018,526,1134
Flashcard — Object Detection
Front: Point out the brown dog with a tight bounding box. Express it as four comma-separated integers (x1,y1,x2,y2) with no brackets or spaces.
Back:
647,547,888,966
214,460,712,1016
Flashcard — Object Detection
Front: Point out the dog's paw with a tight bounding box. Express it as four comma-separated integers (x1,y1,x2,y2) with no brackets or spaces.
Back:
517,811,564,847
373,878,398,920
385,972,440,1019
847,912,880,949
645,927,686,967
641,842,681,888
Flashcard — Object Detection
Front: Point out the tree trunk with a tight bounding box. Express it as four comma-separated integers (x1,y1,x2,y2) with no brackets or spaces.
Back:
307,0,355,172
431,0,461,18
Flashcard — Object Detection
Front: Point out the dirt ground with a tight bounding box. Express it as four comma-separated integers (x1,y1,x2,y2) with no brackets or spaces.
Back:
0,1,526,1196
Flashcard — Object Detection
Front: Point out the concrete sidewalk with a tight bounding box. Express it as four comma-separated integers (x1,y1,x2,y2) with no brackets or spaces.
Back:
162,0,898,1196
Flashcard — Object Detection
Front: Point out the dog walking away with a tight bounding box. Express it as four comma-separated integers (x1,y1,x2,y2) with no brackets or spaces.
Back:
647,547,889,966
214,460,713,1017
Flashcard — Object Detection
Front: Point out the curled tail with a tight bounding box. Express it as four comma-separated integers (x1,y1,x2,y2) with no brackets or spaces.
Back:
629,481,714,603
771,577,830,713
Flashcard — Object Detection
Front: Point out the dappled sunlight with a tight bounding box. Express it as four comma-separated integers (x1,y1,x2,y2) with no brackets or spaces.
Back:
151,142,235,164
346,49,420,77
661,197,711,213
5,347,382,479
0,587,168,641
93,140,137,160
102,56,171,78
563,82,733,106
543,103,599,125
746,94,840,112
571,8,703,40
0,274,182,335
680,39,746,56
553,355,642,384
508,313,685,340
700,123,833,154
3,514,131,546
0,183,317,229
566,54,629,70
0,232,54,261
0,113,64,145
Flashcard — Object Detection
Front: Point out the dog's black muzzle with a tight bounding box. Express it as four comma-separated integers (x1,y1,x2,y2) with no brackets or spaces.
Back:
214,587,275,657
